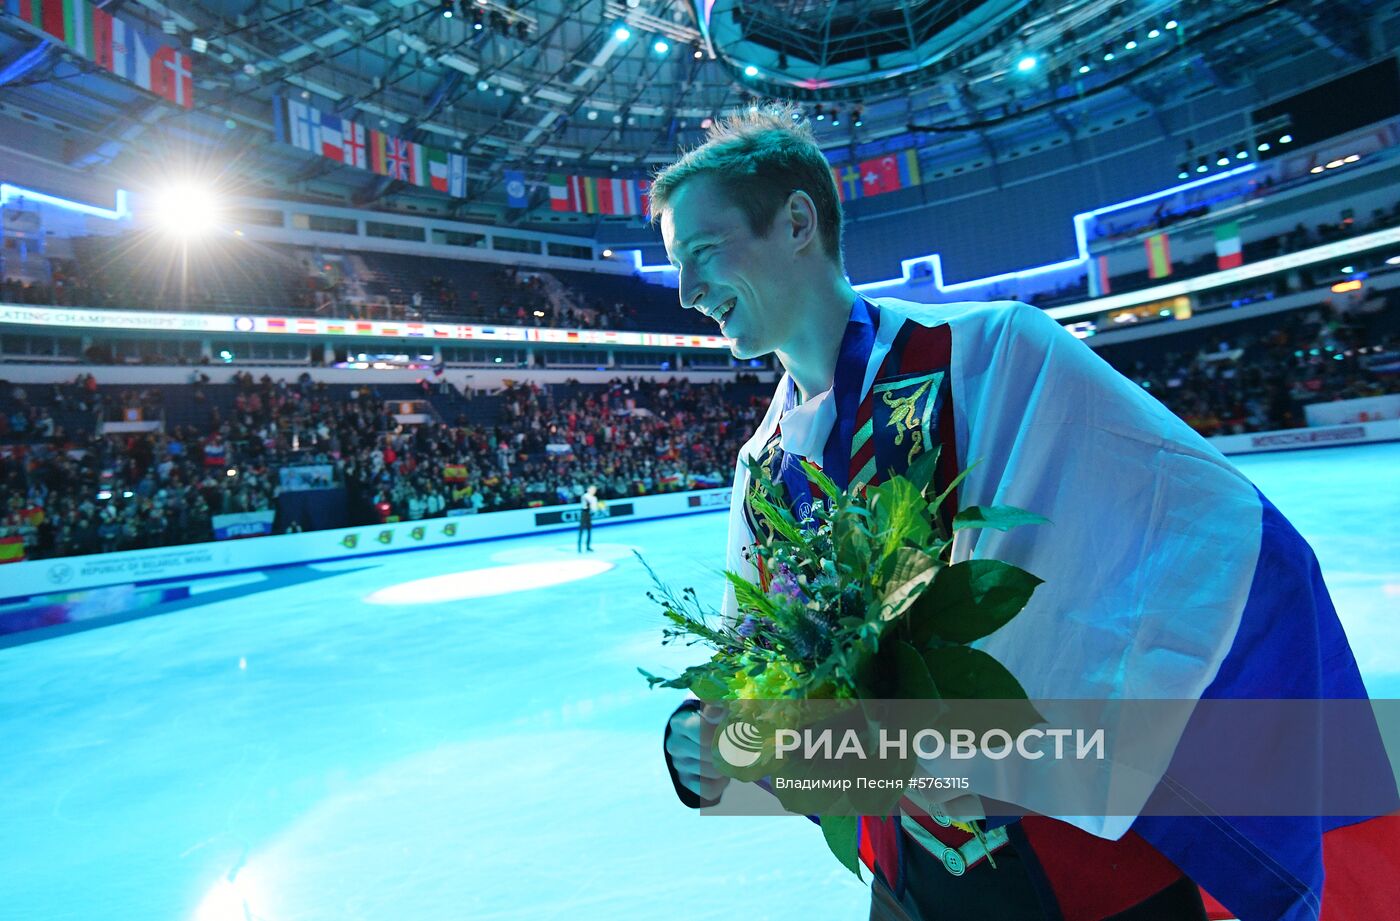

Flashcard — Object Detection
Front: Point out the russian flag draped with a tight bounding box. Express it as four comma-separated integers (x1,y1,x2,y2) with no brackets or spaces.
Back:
718,297,1398,920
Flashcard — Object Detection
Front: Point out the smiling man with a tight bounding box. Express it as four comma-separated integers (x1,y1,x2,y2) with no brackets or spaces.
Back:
650,104,1397,921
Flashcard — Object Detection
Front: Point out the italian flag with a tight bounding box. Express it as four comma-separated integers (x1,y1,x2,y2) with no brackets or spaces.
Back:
1214,221,1243,270
428,148,449,192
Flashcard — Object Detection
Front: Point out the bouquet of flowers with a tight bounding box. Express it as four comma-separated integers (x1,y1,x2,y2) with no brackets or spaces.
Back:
639,448,1048,873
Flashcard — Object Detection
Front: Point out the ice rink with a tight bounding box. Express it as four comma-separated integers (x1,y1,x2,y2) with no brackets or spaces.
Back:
2,442,1397,921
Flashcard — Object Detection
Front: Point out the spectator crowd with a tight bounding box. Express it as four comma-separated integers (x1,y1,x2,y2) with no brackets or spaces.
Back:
0,373,765,561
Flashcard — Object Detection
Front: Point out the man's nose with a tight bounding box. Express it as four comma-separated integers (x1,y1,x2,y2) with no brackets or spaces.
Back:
680,272,706,311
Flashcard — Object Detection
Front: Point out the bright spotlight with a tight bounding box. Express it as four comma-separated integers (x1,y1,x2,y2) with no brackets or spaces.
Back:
1257,142,1271,152
1148,28,1161,38
150,183,220,236
613,25,631,41
602,248,613,258
1078,64,1091,74
1016,55,1037,72
1165,19,1178,29
653,40,669,54
1124,39,1137,50
1279,134,1292,143
743,64,759,77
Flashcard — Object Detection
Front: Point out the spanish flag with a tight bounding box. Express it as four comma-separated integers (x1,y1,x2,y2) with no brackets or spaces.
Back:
0,535,26,564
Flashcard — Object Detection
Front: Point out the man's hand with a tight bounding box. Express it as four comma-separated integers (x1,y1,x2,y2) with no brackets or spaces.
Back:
666,703,732,804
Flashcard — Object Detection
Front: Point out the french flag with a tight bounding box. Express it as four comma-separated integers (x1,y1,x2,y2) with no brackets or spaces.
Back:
320,114,345,162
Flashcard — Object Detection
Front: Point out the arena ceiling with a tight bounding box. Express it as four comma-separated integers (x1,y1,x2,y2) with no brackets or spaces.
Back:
0,0,1392,225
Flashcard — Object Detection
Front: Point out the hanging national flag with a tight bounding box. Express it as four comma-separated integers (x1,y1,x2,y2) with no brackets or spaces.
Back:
857,149,921,197
1088,255,1111,298
595,178,616,215
319,114,345,162
834,163,856,201
549,174,575,212
447,153,468,198
385,137,412,181
91,6,112,67
1145,232,1172,280
38,0,66,41
342,120,367,168
408,142,427,186
369,129,388,175
288,100,322,153
573,175,598,213
150,45,193,108
1214,221,1243,270
63,0,97,59
7,1,192,106
504,170,527,208
110,16,152,90
428,148,450,192
4,0,44,29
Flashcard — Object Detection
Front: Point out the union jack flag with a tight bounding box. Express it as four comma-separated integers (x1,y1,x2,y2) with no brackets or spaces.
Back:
386,137,413,181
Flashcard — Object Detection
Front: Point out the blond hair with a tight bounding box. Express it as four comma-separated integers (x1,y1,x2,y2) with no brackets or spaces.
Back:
650,102,843,264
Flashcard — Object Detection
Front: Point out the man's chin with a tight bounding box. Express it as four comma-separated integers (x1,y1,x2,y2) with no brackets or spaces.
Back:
726,333,764,361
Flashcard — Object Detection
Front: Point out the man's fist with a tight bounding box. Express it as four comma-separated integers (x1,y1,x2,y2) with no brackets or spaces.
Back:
665,703,732,805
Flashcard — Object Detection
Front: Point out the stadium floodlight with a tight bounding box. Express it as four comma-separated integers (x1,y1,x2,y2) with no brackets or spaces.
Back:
149,182,221,237
1165,20,1178,29
1279,134,1292,143
1257,142,1270,152
743,64,759,77
1016,55,1037,72
1078,63,1091,74
614,26,631,41
653,40,669,55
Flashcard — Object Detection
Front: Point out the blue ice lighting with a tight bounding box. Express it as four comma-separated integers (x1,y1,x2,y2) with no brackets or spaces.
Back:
0,183,131,221
623,163,1258,298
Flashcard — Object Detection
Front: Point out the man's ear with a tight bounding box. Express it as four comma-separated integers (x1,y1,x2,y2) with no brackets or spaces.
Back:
787,191,820,255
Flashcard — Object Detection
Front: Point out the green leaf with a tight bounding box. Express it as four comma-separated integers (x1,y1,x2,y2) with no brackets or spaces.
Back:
725,569,779,619
909,560,1043,646
819,815,864,878
922,645,1032,700
928,457,982,518
799,459,842,511
921,646,1044,735
870,476,933,563
895,641,941,699
880,548,939,622
952,505,1050,533
905,444,941,496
